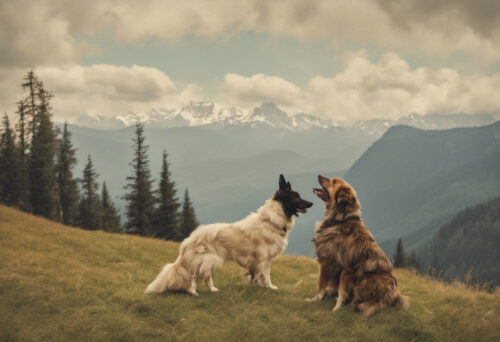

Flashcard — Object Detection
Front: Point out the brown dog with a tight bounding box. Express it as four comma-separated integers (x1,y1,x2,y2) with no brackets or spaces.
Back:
307,175,409,316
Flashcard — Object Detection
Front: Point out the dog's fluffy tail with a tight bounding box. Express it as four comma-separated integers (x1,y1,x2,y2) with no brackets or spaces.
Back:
395,293,410,310
145,259,191,294
357,293,409,317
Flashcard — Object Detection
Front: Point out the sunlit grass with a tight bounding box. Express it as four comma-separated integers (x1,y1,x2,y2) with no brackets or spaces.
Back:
0,205,499,341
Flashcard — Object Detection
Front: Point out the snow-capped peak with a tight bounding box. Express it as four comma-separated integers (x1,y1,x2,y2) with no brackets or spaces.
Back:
70,103,495,132
72,102,335,130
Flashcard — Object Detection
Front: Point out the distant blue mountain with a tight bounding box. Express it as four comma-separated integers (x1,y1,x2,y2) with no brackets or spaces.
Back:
345,121,500,252
65,114,499,256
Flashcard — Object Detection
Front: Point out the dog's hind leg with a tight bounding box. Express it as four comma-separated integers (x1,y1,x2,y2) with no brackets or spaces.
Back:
199,253,223,293
245,265,256,284
333,271,352,312
205,274,219,292
188,273,199,296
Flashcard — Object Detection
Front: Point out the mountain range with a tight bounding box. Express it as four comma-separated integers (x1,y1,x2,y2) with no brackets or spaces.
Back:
71,101,495,133
346,121,500,255
66,111,500,256
73,102,332,131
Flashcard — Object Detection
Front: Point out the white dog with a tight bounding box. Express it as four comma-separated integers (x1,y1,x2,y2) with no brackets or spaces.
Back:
145,174,312,295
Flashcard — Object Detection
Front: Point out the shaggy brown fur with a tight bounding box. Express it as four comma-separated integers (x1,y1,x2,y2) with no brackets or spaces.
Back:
308,175,409,316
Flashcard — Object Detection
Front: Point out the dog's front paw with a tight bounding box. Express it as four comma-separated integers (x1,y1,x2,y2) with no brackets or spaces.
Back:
305,293,324,302
267,284,278,290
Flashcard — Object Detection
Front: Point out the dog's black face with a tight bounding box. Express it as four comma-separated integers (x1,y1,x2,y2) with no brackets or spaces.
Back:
273,174,313,219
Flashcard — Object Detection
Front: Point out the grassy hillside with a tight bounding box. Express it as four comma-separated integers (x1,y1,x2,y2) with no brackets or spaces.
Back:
1,206,499,342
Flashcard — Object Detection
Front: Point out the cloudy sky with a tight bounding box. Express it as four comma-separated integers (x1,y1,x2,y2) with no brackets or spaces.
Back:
1,0,500,122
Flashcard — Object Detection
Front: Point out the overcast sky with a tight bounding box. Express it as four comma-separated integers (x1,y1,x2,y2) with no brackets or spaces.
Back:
1,0,500,122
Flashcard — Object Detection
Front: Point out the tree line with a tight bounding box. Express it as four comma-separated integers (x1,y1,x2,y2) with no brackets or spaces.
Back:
393,237,447,279
0,71,198,241
417,196,500,288
392,238,422,271
393,195,500,290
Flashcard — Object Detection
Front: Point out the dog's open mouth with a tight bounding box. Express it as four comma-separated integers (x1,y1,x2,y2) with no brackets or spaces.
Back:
297,207,308,214
313,188,330,202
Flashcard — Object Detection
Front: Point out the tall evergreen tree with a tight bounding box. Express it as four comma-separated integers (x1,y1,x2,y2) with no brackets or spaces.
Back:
123,123,155,236
15,100,30,210
407,249,421,271
16,101,28,158
78,156,101,230
21,70,41,139
430,256,441,278
56,123,79,225
178,189,198,240
100,182,122,233
393,238,406,268
0,114,24,207
28,80,58,219
153,150,180,239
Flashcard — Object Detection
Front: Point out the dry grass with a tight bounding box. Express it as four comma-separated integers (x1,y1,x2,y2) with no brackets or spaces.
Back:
0,205,499,342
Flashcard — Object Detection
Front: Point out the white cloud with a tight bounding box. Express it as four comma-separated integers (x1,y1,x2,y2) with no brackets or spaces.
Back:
98,0,500,59
219,73,301,107
304,52,500,121
0,65,201,120
219,52,500,122
0,1,90,67
2,0,500,68
1,53,499,123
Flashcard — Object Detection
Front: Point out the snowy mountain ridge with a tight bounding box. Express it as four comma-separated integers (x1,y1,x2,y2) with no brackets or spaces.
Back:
71,101,495,132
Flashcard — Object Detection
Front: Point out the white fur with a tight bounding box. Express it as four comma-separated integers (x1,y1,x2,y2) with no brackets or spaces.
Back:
145,198,294,295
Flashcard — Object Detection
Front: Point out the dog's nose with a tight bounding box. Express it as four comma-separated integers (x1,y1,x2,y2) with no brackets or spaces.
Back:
305,200,313,208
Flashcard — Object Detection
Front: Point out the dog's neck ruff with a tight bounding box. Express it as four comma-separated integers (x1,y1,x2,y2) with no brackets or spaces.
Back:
258,199,295,235
317,211,361,232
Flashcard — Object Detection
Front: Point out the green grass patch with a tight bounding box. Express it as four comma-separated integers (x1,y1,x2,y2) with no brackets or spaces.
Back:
0,205,499,341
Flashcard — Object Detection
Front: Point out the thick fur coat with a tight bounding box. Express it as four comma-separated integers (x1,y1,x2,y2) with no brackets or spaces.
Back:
309,176,409,316
146,175,312,295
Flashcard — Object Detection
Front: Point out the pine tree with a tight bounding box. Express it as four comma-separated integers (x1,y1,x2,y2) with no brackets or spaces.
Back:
153,150,180,239
16,101,28,158
56,123,79,225
15,100,30,211
123,123,155,236
393,238,406,268
431,256,441,278
78,156,101,230
0,114,24,207
28,80,58,219
178,189,198,240
21,70,41,140
407,249,420,271
100,182,122,233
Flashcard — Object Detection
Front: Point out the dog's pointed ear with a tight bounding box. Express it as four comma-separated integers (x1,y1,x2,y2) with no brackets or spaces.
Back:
286,181,291,192
318,175,329,188
279,174,286,191
335,186,356,207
